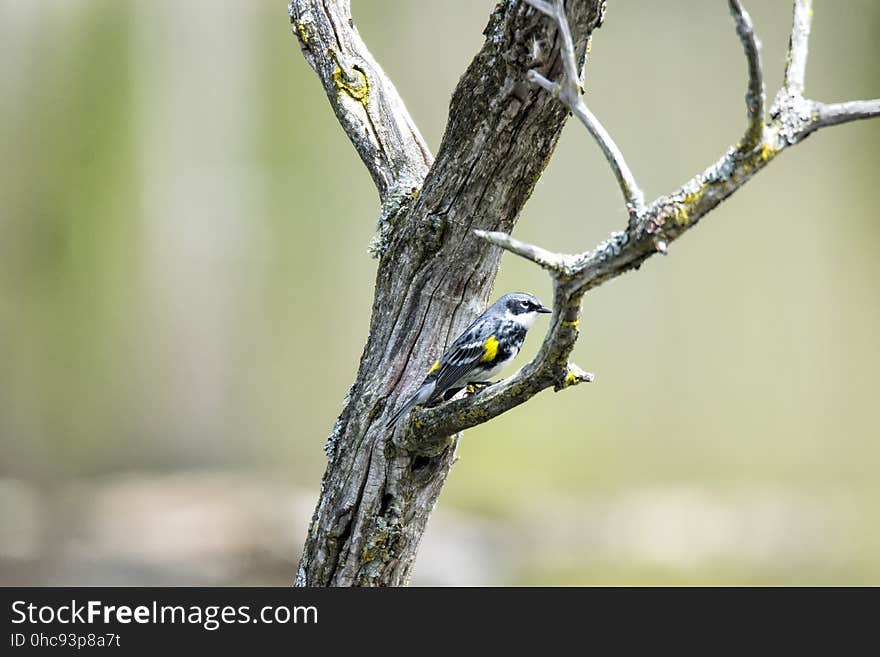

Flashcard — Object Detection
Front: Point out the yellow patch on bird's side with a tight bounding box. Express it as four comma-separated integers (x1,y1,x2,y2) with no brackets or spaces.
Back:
428,359,440,374
480,336,499,363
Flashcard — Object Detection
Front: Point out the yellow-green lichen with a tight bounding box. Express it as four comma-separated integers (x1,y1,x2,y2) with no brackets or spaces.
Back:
759,142,777,162
558,363,592,390
684,187,704,207
562,319,579,329
332,65,369,105
674,187,705,226
358,516,402,575
675,205,691,226
293,20,309,46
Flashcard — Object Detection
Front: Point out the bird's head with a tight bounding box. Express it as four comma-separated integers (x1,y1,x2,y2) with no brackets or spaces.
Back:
496,292,552,329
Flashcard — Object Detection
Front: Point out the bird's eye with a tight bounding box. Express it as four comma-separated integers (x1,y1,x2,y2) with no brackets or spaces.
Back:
521,300,531,310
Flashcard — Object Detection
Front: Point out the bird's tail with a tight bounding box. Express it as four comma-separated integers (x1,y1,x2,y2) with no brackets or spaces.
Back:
386,380,436,429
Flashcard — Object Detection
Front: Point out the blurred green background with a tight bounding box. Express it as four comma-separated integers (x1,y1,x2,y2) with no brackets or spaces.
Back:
1,0,878,585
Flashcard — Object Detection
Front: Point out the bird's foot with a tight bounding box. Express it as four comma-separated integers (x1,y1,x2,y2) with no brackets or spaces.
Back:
464,381,495,396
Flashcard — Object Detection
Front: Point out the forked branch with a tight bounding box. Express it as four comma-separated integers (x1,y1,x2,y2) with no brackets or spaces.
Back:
289,0,432,205
410,0,880,448
525,0,645,220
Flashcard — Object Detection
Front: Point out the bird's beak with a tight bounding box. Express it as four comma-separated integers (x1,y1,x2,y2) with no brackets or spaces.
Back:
537,306,552,314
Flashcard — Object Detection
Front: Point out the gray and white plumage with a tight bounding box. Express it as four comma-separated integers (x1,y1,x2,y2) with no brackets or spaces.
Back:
386,292,552,428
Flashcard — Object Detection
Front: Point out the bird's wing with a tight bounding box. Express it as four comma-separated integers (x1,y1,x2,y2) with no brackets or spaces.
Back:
432,326,498,396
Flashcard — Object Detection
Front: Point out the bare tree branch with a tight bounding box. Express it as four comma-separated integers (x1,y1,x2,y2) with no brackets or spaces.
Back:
472,229,569,273
728,0,765,149
784,0,812,95
526,0,645,220
408,0,880,446
810,99,880,131
288,0,432,204
771,2,879,140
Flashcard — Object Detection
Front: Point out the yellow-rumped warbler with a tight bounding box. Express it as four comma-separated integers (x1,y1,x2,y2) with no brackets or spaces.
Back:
387,292,552,428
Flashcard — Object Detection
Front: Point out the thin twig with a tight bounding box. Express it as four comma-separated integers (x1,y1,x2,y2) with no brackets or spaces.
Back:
812,99,880,130
526,0,645,219
568,102,644,219
784,0,813,95
728,0,765,149
473,230,568,273
526,70,560,97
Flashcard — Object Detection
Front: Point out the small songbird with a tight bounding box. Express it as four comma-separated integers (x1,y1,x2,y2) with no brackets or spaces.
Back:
386,292,552,428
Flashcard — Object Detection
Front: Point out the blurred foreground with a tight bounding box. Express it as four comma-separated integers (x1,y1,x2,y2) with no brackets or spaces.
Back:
0,470,874,585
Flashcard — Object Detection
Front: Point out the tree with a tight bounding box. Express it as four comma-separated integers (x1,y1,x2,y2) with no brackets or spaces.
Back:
287,0,880,586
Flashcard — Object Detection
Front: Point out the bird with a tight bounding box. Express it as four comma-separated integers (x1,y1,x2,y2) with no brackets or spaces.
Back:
386,292,552,428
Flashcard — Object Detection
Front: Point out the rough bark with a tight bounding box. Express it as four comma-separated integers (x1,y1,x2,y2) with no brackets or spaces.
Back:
290,0,879,586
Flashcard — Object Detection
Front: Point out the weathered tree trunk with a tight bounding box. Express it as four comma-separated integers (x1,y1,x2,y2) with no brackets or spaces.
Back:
293,1,604,586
